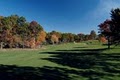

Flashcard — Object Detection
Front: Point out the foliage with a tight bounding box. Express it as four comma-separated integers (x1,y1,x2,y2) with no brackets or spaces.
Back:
98,8,120,48
0,15,45,48
0,14,98,48
111,8,120,44
89,30,97,40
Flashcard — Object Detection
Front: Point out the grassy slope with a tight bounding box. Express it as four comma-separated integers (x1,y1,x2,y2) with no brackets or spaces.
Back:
0,43,87,66
0,42,119,80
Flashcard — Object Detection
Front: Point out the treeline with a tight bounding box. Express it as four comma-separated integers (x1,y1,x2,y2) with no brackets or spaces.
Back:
0,15,103,49
46,30,98,44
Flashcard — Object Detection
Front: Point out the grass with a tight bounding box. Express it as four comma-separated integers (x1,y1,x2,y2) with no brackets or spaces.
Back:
0,41,120,80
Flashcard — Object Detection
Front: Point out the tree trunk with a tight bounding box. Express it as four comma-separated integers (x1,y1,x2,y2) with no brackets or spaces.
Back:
108,37,110,49
0,42,3,49
23,41,24,48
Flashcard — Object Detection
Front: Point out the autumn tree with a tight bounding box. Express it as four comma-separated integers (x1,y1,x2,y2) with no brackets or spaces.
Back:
0,15,45,49
98,8,120,49
98,19,112,49
46,31,62,44
61,33,75,43
0,16,14,48
98,34,107,43
51,34,59,44
36,31,46,47
28,21,43,48
50,31,62,42
0,16,4,49
45,32,51,44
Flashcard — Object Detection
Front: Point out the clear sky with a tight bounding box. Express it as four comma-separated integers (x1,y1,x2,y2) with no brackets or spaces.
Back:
0,0,120,34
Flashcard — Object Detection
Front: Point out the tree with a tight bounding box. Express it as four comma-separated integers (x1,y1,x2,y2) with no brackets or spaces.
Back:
61,33,69,43
50,31,62,42
0,16,4,49
36,31,46,47
111,8,120,45
98,34,107,43
84,34,89,41
89,30,97,40
98,8,120,49
98,19,112,49
46,32,51,44
51,34,59,44
28,21,43,48
17,16,28,48
74,35,80,42
77,33,85,41
0,16,14,48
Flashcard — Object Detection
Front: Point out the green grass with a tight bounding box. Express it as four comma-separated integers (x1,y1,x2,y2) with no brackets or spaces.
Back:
0,42,120,80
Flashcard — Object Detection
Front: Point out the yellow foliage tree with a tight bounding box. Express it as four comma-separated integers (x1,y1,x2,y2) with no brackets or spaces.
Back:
51,34,59,44
36,31,46,47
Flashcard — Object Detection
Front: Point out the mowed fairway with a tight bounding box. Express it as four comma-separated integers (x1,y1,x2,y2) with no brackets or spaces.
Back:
0,42,120,80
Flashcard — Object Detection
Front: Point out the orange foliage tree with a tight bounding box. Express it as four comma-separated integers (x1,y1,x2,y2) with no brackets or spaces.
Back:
51,34,59,44
36,31,46,47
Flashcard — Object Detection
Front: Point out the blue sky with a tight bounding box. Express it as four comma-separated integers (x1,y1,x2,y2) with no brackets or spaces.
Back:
0,0,120,34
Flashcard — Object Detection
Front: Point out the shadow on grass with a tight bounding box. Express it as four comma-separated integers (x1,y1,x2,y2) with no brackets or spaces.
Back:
0,48,120,80
57,48,108,53
73,47,88,48
0,65,72,80
41,48,120,80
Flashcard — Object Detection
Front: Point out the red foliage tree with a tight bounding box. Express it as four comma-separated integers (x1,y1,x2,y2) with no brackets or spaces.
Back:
98,19,112,49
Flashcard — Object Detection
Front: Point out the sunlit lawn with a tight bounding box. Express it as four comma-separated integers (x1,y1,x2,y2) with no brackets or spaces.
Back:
0,42,120,80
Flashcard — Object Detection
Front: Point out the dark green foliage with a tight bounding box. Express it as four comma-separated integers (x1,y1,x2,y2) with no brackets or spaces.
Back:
89,30,97,40
111,8,120,45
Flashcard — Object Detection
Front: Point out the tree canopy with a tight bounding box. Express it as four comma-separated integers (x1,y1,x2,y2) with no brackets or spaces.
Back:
0,15,45,48
98,8,120,49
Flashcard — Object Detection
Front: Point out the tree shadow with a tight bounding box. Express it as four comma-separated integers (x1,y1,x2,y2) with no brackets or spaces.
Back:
0,64,110,80
73,47,88,48
57,48,108,53
41,48,120,79
0,65,72,80
1,48,120,80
